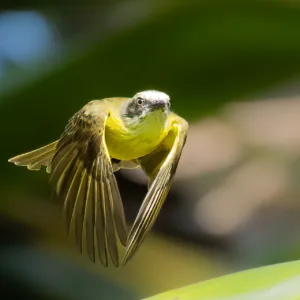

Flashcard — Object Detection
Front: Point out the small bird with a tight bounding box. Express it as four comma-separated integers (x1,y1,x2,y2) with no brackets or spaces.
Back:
8,90,188,267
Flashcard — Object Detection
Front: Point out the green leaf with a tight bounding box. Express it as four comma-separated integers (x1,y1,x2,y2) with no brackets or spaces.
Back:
145,260,300,300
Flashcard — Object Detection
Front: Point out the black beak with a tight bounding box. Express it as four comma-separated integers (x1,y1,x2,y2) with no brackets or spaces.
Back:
153,100,167,109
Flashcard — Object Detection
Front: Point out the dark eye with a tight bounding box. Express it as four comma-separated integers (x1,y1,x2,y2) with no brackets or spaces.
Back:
167,101,171,108
137,97,144,105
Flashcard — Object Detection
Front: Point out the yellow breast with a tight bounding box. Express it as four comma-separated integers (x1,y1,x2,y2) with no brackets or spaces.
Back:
105,107,169,160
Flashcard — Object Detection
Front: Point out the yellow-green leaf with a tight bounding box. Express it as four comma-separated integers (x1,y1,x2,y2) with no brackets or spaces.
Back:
145,260,300,300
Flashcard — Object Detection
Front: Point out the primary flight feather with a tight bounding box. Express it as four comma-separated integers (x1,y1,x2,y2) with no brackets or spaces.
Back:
8,90,188,267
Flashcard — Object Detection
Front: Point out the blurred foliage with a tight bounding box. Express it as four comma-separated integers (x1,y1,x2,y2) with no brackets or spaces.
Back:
2,0,300,299
3,0,300,171
146,260,300,300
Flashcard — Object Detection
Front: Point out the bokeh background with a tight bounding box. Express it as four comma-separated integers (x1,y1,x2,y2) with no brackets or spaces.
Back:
2,1,300,299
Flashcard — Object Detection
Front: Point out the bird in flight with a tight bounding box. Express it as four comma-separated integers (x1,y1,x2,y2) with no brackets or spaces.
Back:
8,90,188,267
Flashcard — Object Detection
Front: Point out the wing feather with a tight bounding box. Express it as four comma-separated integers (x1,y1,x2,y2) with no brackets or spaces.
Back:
101,179,119,266
50,144,77,184
53,150,79,197
84,174,95,262
109,169,127,246
49,101,127,266
72,168,88,253
94,157,108,266
63,160,84,232
9,99,128,266
104,177,119,267
122,115,188,265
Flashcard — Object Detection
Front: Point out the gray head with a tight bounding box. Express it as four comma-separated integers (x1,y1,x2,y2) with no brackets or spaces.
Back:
122,90,171,122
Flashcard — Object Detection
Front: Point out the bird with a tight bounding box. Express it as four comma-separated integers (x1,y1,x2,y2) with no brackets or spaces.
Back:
8,90,189,267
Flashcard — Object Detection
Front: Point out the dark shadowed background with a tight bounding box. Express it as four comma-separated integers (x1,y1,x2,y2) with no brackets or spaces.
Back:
1,1,300,299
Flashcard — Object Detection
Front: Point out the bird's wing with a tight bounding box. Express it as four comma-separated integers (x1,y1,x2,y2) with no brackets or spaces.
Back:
122,113,188,265
50,100,127,267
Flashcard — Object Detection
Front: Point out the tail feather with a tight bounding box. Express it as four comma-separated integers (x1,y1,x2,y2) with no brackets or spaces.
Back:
8,141,58,172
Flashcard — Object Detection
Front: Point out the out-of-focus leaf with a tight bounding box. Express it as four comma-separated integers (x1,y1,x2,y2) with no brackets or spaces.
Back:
145,260,300,300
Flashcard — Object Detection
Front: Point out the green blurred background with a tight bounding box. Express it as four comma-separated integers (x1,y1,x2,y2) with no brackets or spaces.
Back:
2,0,300,299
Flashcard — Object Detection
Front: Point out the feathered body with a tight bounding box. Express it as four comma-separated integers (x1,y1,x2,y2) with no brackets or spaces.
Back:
105,94,171,160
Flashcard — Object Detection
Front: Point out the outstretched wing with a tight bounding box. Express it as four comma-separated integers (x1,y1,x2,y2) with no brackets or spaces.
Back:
122,113,188,265
51,100,127,267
